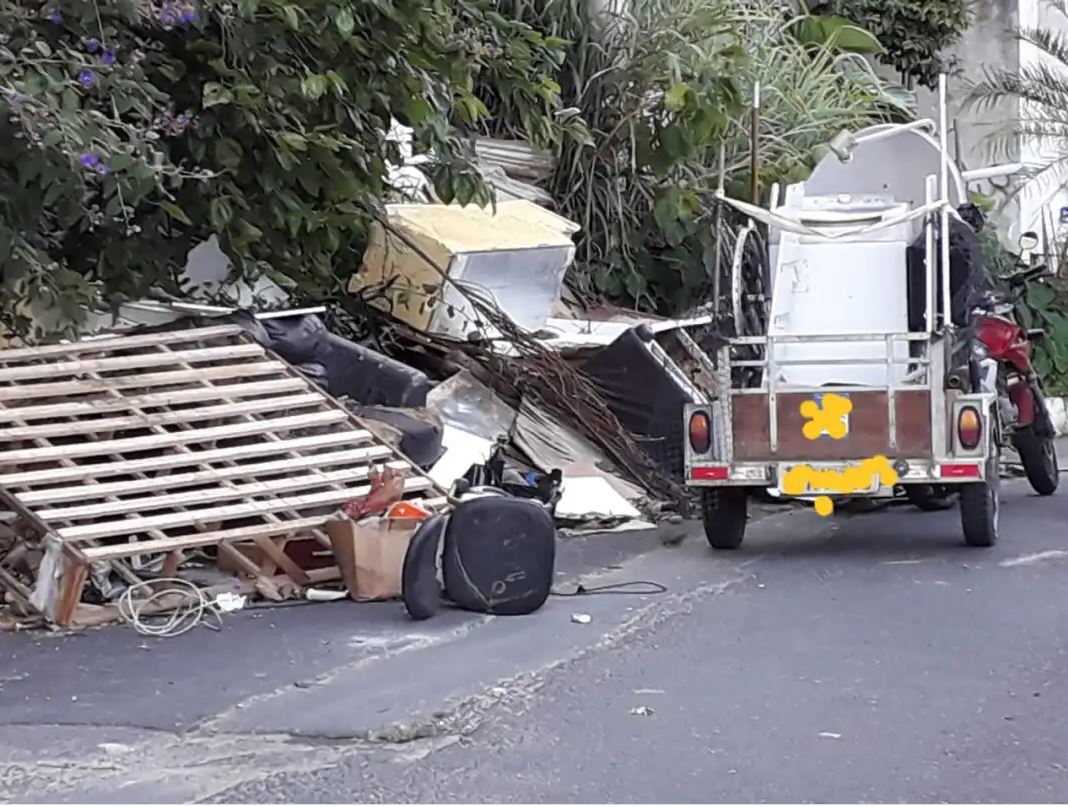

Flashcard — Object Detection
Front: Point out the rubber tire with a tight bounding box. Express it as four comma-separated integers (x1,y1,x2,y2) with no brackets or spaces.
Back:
1013,426,1060,496
701,487,748,550
960,411,1001,548
906,485,956,511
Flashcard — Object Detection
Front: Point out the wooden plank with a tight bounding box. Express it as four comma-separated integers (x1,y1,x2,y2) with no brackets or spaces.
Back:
54,562,89,627
0,378,309,423
0,325,245,363
216,544,285,599
0,361,288,403
81,516,333,560
0,431,370,487
38,461,409,521
0,410,353,464
61,476,434,541
0,393,324,441
16,445,394,504
0,343,267,383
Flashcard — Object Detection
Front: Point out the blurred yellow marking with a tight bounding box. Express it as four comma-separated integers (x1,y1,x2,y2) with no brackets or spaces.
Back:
793,395,896,517
800,393,852,440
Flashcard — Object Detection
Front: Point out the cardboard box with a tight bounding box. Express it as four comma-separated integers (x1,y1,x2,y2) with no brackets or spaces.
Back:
325,516,416,601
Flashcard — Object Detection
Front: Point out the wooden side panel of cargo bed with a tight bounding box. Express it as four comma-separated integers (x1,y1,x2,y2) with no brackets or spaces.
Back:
731,389,932,461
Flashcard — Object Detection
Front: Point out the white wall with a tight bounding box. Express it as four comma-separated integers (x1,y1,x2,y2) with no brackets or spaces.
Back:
1017,0,1068,244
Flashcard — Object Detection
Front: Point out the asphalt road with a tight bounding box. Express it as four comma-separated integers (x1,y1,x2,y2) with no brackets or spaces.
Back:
3,449,1068,803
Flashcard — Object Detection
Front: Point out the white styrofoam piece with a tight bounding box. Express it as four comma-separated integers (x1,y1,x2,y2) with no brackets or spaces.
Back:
428,425,495,490
555,476,641,521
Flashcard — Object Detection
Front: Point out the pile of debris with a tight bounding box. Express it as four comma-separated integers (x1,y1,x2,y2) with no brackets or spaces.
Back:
0,194,720,631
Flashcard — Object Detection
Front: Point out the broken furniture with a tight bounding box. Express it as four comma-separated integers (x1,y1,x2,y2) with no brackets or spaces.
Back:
0,325,445,628
350,200,578,341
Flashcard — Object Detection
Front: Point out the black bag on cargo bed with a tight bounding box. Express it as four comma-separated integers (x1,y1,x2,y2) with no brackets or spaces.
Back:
441,495,556,616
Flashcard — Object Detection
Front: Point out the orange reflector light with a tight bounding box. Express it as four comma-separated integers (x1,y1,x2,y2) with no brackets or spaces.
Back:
688,412,712,454
957,406,982,450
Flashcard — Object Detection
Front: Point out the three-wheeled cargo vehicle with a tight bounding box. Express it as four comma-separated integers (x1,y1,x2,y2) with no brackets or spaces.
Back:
683,76,1060,549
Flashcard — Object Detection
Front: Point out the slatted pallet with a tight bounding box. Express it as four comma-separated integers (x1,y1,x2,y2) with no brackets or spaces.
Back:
0,324,446,627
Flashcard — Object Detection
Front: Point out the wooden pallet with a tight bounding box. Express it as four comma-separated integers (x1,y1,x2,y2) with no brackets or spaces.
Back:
0,324,446,627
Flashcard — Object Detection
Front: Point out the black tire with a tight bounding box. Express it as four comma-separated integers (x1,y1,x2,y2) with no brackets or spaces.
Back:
1013,425,1060,496
906,485,956,511
960,410,1001,547
701,487,748,550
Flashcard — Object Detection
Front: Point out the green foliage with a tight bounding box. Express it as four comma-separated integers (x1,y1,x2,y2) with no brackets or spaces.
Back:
975,223,1068,395
0,0,573,338
807,0,971,89
489,0,902,314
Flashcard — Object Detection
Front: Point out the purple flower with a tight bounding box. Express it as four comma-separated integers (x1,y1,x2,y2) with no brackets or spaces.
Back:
102,50,116,66
179,6,197,24
78,70,96,89
85,38,101,54
80,152,100,168
159,6,178,27
47,10,62,24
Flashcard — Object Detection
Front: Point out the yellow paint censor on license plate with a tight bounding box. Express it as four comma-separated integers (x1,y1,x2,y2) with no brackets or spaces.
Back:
780,457,899,499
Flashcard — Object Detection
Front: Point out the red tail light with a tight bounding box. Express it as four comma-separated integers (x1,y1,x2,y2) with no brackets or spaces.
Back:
688,411,712,454
957,406,982,450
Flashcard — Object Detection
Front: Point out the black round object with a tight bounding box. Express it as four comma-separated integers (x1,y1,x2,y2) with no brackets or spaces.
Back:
442,497,556,616
701,487,748,550
1013,425,1060,495
401,514,447,621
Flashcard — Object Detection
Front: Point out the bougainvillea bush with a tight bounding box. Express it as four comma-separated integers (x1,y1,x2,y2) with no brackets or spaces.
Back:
0,0,576,338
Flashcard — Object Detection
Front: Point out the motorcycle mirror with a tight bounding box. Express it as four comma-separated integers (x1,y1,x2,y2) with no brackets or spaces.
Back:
1018,230,1039,251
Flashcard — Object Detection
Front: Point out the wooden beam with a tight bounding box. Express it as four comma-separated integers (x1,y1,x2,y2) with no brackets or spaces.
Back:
38,461,408,521
80,516,332,560
0,343,266,383
61,476,433,541
0,430,371,487
0,325,245,363
0,378,308,423
0,410,353,463
0,361,289,402
16,445,394,504
0,393,323,441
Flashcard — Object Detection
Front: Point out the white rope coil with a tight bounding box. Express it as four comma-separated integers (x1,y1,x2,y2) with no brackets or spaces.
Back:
117,578,224,638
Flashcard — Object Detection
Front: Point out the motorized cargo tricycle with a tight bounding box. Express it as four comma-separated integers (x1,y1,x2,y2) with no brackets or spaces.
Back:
683,76,1060,549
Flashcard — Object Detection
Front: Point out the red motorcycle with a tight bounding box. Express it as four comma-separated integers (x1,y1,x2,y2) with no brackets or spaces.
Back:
969,231,1060,495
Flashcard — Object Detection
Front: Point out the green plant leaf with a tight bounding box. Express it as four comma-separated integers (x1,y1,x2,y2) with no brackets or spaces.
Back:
161,202,193,226
202,82,233,108
335,7,355,36
665,83,692,112
209,198,234,231
301,74,327,101
214,138,243,170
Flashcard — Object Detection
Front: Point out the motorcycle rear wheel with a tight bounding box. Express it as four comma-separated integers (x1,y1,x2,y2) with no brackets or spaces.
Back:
1013,426,1060,495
